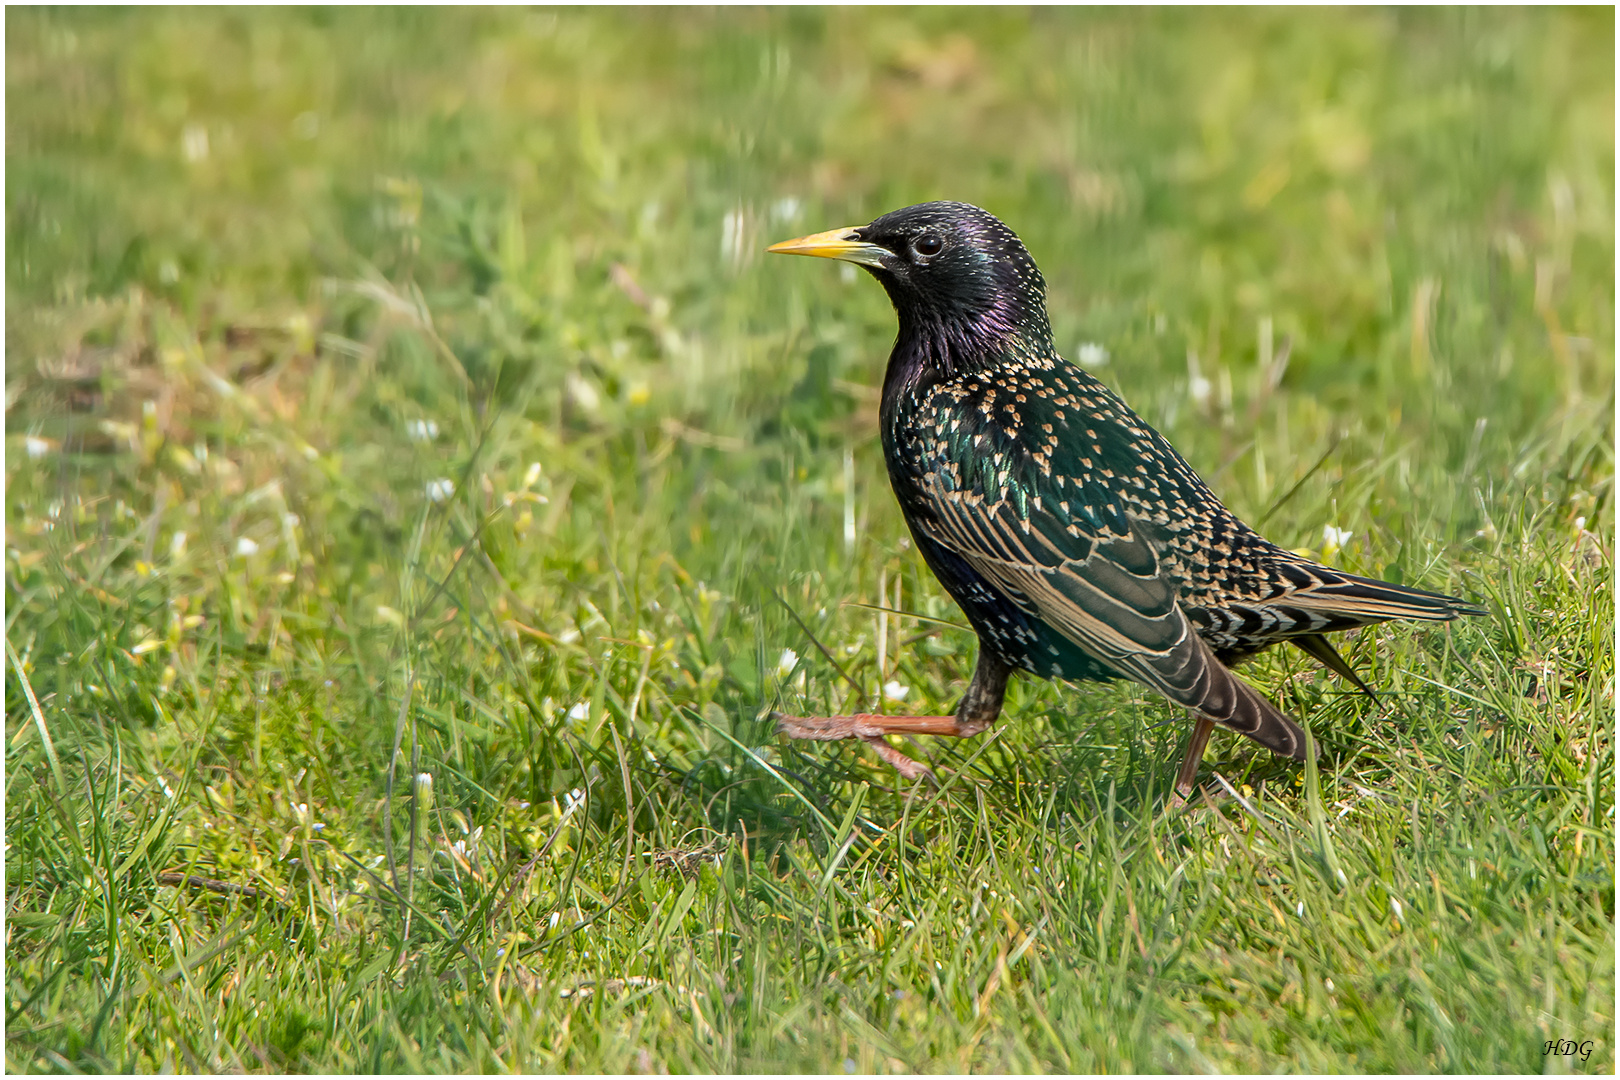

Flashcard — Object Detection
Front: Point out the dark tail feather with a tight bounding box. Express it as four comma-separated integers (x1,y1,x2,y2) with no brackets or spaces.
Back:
1292,633,1379,701
1304,571,1487,622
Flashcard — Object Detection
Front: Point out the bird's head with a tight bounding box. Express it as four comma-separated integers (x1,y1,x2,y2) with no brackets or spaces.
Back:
769,201,1054,375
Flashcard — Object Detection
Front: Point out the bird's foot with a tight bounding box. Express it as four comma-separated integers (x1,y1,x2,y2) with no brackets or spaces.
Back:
774,712,965,782
1168,783,1204,811
859,735,937,782
774,711,967,740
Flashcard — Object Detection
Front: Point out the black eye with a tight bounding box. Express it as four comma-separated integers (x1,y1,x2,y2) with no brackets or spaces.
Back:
913,234,944,258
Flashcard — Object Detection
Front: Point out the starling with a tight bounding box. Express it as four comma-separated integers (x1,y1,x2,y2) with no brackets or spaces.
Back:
768,201,1483,793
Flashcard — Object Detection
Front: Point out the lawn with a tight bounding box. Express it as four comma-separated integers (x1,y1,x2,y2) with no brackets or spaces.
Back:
5,7,1613,1072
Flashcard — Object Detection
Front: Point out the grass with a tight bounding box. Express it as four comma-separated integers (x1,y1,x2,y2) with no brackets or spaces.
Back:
5,7,1613,1072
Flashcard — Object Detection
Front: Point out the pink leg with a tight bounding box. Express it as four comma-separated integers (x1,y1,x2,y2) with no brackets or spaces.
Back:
774,712,993,781
775,652,1011,781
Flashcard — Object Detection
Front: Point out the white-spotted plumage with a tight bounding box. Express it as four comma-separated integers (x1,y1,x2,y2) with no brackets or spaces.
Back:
771,200,1484,781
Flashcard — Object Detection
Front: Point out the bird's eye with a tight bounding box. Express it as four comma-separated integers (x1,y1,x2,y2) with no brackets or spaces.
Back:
912,234,944,258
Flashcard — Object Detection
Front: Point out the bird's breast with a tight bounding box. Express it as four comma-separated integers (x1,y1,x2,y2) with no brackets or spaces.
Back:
887,365,1127,519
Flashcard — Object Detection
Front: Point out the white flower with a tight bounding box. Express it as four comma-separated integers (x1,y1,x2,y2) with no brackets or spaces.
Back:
567,702,590,723
1189,374,1213,406
1296,901,1305,917
1076,342,1110,367
882,680,910,701
1322,525,1352,554
24,436,50,459
524,462,543,487
565,372,601,412
234,537,259,557
721,208,749,266
170,531,188,559
776,648,799,678
426,478,455,503
181,123,209,162
1389,897,1403,922
406,418,439,441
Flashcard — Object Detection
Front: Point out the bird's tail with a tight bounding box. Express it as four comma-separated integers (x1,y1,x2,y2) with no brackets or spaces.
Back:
1160,569,1481,764
1275,563,1486,628
1291,633,1378,700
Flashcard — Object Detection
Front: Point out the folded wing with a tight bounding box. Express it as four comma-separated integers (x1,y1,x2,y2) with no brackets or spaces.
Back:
909,417,1306,759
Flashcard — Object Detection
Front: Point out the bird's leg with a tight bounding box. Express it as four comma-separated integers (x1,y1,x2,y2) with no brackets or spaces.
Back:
1173,715,1217,800
776,650,1011,780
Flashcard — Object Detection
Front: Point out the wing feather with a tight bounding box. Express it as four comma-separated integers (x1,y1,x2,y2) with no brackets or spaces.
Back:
912,441,1304,756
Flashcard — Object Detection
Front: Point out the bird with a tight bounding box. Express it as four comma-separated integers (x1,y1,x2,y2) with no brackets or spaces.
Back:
767,201,1484,795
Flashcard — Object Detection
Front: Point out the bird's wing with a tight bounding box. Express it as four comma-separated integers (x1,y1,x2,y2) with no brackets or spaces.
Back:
904,404,1305,758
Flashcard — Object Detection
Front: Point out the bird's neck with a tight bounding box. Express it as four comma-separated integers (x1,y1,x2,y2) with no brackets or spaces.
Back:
881,302,1057,420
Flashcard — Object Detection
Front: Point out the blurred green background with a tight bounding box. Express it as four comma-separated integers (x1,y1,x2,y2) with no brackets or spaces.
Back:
6,8,1612,1072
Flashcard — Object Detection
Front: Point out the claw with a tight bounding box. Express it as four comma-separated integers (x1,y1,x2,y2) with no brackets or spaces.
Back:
862,735,938,783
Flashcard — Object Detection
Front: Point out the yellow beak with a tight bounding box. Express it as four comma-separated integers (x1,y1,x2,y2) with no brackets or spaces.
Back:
766,226,890,269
